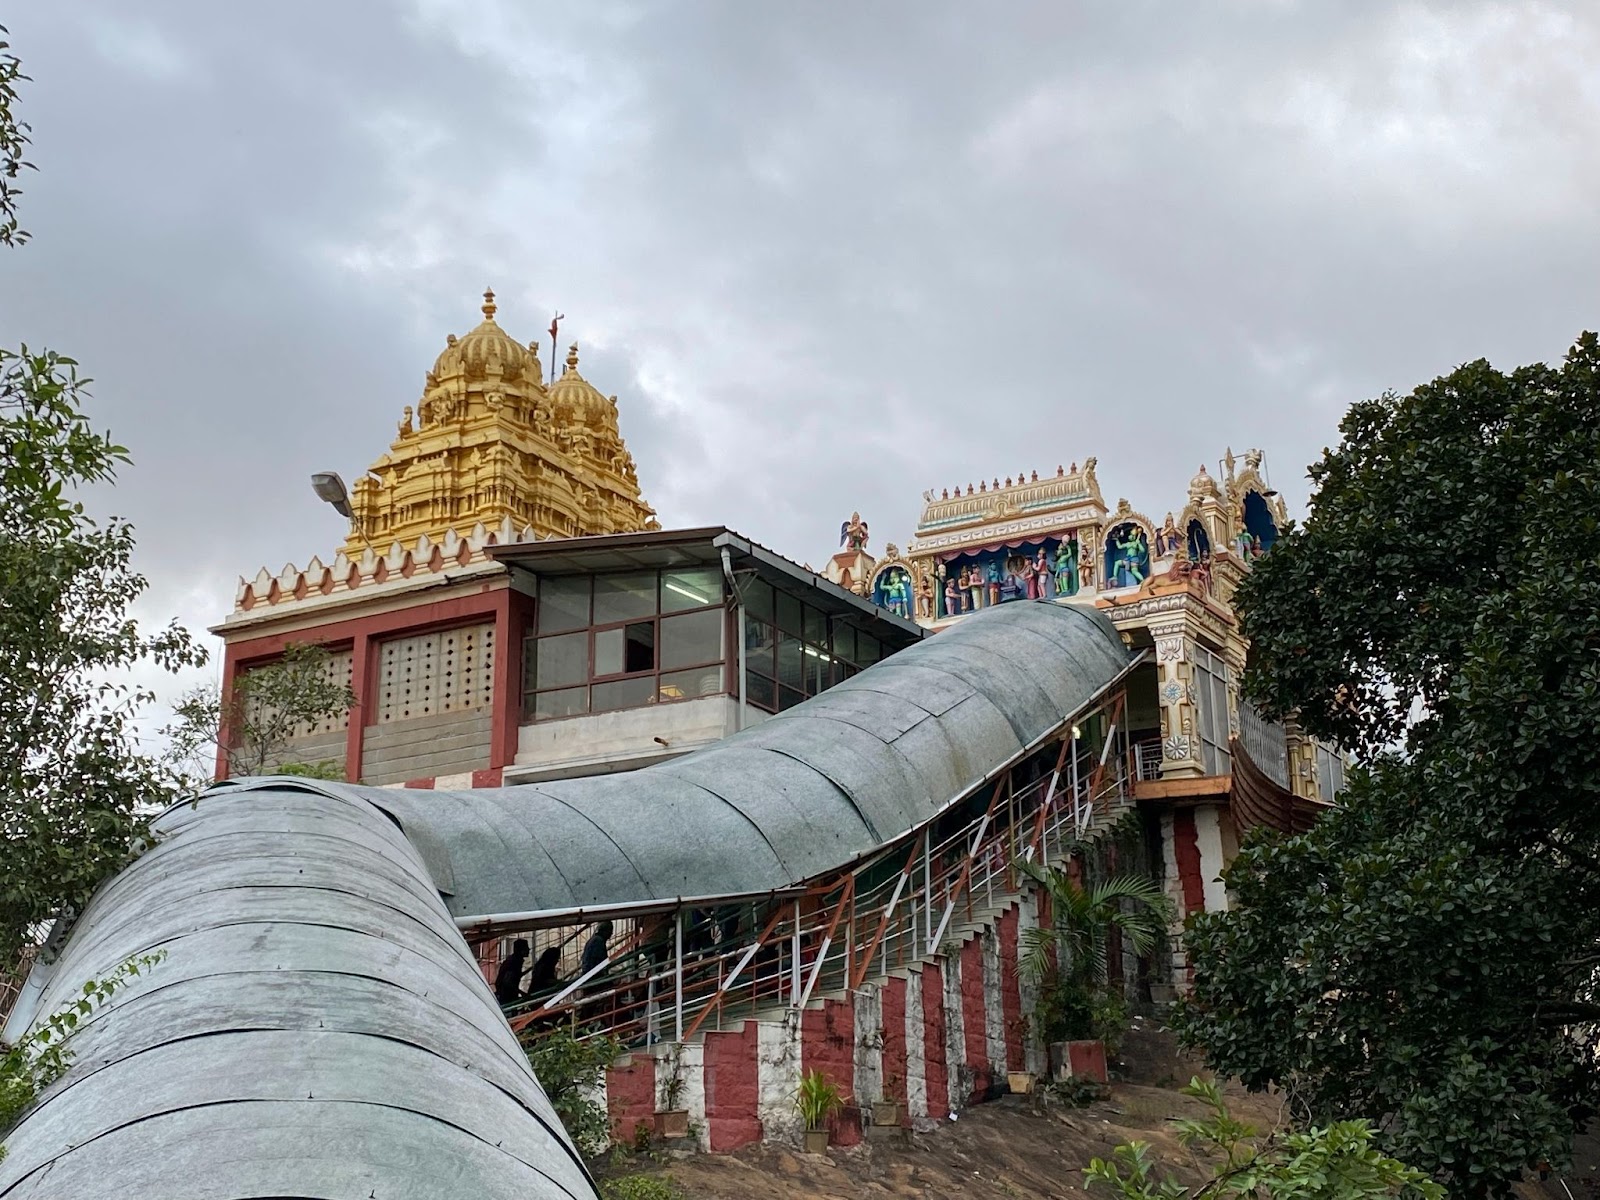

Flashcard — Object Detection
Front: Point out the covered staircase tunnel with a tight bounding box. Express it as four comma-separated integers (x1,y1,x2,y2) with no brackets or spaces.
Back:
1,601,1139,1199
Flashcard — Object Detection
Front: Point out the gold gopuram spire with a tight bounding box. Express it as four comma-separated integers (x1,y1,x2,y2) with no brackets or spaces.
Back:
344,290,658,557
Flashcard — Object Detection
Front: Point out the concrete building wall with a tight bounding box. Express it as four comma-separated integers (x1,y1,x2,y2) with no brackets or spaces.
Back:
362,710,494,786
512,695,766,782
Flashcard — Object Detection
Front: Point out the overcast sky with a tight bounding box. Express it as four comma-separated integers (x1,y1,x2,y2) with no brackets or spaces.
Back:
4,1,1598,717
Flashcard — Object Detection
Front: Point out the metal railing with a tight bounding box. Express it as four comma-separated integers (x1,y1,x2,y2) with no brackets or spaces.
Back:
1133,738,1163,782
496,693,1136,1049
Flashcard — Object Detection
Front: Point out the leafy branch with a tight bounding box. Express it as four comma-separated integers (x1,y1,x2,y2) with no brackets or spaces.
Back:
0,952,166,1161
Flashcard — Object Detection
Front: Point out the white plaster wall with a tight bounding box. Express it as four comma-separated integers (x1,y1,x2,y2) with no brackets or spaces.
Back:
981,928,1006,1078
1194,805,1230,913
904,970,928,1119
1016,890,1046,1078
515,696,749,780
941,953,965,1115
852,985,883,1104
757,1013,801,1144
433,771,475,790
655,1041,708,1150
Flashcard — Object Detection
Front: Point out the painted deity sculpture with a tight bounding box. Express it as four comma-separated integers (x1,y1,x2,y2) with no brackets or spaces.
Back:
872,565,913,618
1105,524,1151,589
839,512,870,553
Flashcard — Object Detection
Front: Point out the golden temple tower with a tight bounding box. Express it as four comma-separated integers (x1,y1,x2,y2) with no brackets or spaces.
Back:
343,290,658,556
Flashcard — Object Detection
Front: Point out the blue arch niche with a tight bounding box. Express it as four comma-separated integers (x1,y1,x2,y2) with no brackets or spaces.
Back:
1242,491,1278,556
1103,522,1151,589
1186,519,1211,562
871,564,913,619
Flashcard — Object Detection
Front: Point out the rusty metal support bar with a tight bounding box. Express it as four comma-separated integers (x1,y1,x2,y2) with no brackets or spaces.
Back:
850,840,922,990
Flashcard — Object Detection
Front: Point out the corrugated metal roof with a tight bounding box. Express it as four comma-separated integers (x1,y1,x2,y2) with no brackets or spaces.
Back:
0,786,597,1200
342,599,1131,923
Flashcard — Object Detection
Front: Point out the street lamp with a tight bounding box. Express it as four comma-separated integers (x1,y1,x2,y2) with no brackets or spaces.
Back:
310,472,353,519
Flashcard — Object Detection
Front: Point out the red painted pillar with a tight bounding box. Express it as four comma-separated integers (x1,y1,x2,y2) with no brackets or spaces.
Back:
345,631,374,784
491,589,529,771
214,646,240,781
921,963,949,1120
1172,809,1204,916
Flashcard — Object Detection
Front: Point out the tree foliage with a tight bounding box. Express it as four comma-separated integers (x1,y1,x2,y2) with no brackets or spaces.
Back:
1175,334,1600,1197
0,24,33,248
165,641,356,781
522,1028,627,1156
0,28,205,966
1085,1077,1442,1200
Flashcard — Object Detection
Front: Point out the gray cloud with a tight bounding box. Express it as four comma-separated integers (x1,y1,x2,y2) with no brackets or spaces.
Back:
4,0,1597,711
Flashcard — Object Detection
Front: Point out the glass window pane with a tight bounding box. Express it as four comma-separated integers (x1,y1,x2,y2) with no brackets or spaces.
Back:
745,672,776,712
534,686,588,720
778,685,805,711
833,625,856,665
803,604,827,646
538,576,590,633
742,577,774,624
776,591,802,637
595,621,656,676
804,644,830,695
660,665,722,702
745,618,776,680
777,635,804,689
593,573,658,624
535,632,588,689
662,567,722,613
858,634,881,666
661,607,724,670
592,675,658,712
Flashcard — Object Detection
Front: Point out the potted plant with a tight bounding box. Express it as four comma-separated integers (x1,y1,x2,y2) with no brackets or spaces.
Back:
654,1062,689,1139
796,1068,844,1154
1014,860,1171,1085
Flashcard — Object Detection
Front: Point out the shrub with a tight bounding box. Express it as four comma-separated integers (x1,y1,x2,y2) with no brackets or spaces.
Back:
1085,1077,1443,1200
521,1027,626,1156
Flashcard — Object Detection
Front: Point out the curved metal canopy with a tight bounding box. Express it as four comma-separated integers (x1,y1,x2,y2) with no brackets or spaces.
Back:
0,786,597,1200
347,599,1132,922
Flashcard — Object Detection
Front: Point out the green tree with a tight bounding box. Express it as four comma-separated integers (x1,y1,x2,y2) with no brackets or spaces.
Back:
0,25,205,969
1174,334,1600,1197
0,24,33,248
165,641,356,781
1086,1077,1442,1200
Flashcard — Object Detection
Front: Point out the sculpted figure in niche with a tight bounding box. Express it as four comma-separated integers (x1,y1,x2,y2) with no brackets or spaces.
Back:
916,573,934,619
1156,512,1180,557
397,406,414,438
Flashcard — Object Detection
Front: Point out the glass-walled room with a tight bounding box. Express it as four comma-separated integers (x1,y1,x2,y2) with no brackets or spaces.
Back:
522,566,728,721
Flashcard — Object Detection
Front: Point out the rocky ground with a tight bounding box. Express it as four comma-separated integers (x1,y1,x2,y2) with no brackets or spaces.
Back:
593,1023,1286,1200
591,1022,1600,1200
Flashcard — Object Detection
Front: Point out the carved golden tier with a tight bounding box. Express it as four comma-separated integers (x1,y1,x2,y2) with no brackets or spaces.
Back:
343,290,658,557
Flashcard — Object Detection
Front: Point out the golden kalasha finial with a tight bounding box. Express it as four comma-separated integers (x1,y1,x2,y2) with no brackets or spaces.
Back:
1031,469,1038,482
1004,476,1012,487
1057,465,1064,476
482,288,496,319
566,343,580,372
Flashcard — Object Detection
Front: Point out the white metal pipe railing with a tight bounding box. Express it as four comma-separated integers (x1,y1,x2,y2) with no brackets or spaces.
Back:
506,697,1135,1048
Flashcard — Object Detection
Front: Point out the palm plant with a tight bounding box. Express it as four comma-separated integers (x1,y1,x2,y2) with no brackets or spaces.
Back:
1014,860,1172,1044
